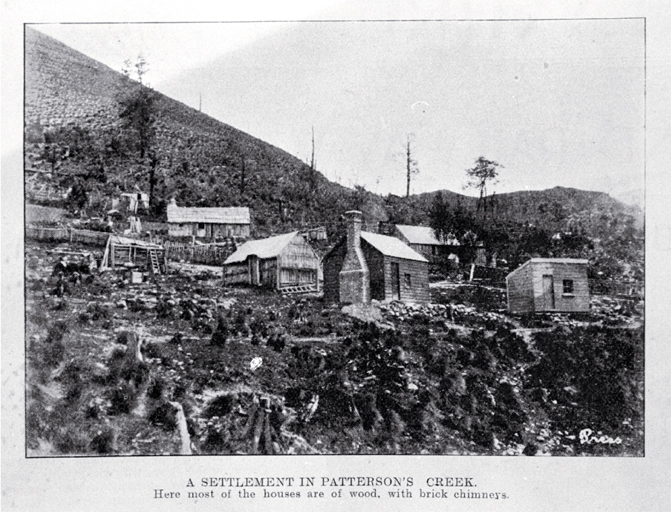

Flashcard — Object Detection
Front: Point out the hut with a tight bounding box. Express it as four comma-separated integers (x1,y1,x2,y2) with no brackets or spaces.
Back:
223,232,320,292
166,198,250,239
100,235,167,274
505,258,589,314
323,211,429,304
393,224,459,265
113,191,149,214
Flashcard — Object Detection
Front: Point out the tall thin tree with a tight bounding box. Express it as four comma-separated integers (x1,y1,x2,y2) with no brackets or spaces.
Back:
405,134,419,197
464,156,503,219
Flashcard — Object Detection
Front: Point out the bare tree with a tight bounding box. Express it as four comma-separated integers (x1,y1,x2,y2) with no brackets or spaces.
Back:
310,126,316,170
405,134,419,197
239,156,246,195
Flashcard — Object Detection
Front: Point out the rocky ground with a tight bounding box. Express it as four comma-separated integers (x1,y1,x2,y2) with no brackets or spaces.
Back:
24,239,644,457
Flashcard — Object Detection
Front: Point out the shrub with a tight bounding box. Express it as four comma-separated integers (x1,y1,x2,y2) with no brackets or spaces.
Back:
116,331,137,346
54,427,90,454
41,337,66,368
148,402,178,431
169,332,184,345
90,427,118,454
526,326,643,434
203,394,236,418
108,382,138,415
211,315,229,347
142,342,163,360
45,321,69,344
86,303,110,321
147,377,166,400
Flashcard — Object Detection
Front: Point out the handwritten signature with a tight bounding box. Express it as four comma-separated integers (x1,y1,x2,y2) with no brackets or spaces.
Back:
579,428,622,445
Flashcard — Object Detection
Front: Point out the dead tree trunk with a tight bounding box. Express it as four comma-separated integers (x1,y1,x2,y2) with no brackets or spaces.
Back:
169,401,192,455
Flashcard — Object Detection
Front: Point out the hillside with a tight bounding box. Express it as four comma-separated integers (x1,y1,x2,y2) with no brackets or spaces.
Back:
25,26,355,236
25,26,643,255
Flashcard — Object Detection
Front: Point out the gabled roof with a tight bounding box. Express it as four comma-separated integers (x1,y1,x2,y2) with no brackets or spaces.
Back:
395,224,459,246
507,257,589,279
224,231,300,264
395,225,441,245
167,204,250,225
361,232,428,262
527,258,589,264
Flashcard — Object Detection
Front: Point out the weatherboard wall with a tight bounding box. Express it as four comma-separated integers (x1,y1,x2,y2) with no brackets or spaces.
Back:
530,261,589,313
223,233,319,290
168,222,250,239
507,260,589,313
506,262,534,313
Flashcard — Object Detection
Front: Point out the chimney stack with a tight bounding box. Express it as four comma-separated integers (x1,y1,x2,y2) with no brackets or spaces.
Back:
339,210,370,303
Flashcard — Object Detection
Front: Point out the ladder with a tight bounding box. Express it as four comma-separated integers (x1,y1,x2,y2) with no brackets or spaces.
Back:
148,249,161,275
280,284,318,295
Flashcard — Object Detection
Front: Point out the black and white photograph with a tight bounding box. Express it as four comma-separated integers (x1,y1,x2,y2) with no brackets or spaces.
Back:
21,16,646,458
3,1,670,510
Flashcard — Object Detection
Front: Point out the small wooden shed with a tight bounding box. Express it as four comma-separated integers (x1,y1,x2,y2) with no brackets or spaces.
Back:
506,258,589,314
223,231,320,292
167,198,250,239
323,211,429,304
100,235,167,274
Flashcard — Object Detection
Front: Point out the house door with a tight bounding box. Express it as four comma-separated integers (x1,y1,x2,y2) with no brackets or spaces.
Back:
249,256,260,286
391,262,400,300
541,274,555,310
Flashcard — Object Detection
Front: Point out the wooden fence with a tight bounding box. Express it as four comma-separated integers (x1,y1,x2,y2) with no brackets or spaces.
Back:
163,240,237,266
27,226,236,265
26,226,110,246
589,279,644,299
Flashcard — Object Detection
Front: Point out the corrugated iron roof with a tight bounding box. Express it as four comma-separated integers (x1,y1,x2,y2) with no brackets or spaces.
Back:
224,232,299,264
167,204,250,224
361,232,428,262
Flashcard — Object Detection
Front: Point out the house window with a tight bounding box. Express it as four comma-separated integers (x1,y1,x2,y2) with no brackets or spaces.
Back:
404,273,412,287
563,279,574,294
198,223,205,230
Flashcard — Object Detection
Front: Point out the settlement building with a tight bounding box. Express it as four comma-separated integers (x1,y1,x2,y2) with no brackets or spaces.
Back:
323,211,430,304
505,258,590,314
223,231,320,292
114,192,149,214
166,198,250,239
100,235,167,274
393,224,459,265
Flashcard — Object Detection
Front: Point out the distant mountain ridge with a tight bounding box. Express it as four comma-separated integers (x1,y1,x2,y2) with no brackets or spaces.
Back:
24,26,642,240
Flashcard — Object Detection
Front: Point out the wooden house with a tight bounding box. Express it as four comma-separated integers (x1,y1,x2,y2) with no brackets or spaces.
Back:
323,211,429,304
223,231,320,292
100,235,167,274
506,258,589,314
167,198,250,239
393,224,459,265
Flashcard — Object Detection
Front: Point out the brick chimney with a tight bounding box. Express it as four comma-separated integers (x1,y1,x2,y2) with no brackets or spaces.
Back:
339,210,370,303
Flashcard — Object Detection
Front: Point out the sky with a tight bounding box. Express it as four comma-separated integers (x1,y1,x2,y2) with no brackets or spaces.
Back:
34,15,645,204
